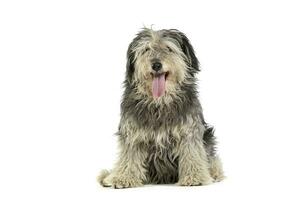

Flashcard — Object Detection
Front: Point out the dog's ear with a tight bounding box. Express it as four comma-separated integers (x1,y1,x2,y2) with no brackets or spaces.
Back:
125,29,152,83
179,32,200,74
125,42,136,83
167,29,200,75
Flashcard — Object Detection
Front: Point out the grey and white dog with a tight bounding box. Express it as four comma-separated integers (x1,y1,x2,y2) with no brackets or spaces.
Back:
98,28,224,188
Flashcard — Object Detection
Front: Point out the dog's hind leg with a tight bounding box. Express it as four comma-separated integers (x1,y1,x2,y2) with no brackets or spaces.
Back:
209,156,225,182
97,169,113,187
203,125,225,182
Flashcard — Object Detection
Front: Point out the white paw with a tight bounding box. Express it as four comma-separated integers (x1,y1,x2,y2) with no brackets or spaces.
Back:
177,174,213,186
112,175,143,189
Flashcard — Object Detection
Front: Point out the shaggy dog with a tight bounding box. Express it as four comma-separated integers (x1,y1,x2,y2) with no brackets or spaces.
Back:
98,28,224,188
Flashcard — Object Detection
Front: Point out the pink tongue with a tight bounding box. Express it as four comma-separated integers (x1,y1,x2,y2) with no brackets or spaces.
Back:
152,74,166,98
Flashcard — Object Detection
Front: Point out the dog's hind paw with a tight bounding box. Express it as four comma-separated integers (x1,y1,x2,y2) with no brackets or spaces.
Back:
97,170,113,187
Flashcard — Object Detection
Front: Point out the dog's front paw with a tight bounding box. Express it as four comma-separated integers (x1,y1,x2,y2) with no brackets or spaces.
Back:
177,174,213,186
112,175,143,189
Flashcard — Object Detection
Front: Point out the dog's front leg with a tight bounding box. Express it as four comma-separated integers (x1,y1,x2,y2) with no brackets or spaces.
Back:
101,137,147,189
177,133,213,186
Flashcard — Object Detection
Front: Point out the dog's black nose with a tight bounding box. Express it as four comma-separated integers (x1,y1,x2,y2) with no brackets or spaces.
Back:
152,62,162,72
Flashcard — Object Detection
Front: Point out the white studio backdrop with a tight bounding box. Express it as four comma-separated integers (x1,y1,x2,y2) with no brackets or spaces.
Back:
0,0,301,199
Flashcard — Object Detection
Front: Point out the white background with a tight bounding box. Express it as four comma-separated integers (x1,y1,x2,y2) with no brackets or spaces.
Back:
0,0,301,199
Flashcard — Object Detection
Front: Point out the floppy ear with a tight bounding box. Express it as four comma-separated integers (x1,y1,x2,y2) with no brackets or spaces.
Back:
179,32,200,74
125,29,151,83
125,42,136,83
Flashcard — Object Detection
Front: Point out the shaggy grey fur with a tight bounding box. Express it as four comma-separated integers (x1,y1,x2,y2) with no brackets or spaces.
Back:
98,28,224,188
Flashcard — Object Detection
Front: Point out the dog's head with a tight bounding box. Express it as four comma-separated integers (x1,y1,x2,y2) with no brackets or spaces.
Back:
125,28,199,100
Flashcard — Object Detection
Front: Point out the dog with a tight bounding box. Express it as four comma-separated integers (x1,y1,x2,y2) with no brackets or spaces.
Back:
98,28,224,188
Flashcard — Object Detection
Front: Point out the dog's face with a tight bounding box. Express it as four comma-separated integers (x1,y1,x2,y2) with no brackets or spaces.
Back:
126,29,199,100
